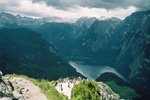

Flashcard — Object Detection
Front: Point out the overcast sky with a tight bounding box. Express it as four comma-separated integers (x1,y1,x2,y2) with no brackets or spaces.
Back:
0,0,150,19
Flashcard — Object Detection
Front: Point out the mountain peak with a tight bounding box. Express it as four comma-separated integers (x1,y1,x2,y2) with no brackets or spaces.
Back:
98,16,121,22
99,16,108,20
75,17,98,28
109,17,122,22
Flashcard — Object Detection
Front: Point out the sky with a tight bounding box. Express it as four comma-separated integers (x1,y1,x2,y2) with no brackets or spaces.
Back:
0,0,150,19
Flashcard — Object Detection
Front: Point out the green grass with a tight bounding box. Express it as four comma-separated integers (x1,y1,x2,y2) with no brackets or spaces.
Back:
106,81,140,100
6,74,68,100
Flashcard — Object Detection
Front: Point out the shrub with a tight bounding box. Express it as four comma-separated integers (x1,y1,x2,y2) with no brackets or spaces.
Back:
71,80,101,100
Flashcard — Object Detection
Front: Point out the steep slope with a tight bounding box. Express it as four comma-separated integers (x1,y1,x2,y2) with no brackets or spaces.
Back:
112,11,150,91
112,10,150,94
70,19,121,65
96,72,141,100
0,28,83,80
35,17,121,66
36,22,86,56
0,13,121,63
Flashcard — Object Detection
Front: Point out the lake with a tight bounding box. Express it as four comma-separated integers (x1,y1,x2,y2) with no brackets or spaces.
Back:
69,61,126,80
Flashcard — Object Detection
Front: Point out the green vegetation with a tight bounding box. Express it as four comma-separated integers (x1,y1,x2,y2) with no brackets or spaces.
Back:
71,80,101,100
0,28,82,81
106,81,140,99
6,74,68,100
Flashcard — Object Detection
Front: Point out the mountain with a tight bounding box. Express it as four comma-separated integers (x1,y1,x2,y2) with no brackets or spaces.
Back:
69,18,121,65
75,17,121,29
75,17,98,28
0,28,83,80
0,12,77,29
69,10,150,98
0,12,121,62
98,16,122,22
35,17,122,65
36,22,87,56
69,10,150,96
109,17,122,22
0,10,150,99
42,17,77,23
35,17,121,65
0,12,46,28
112,10,150,94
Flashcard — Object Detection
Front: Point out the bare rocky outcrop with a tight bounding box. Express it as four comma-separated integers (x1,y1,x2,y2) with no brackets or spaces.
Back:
9,77,48,100
0,71,15,99
0,71,48,100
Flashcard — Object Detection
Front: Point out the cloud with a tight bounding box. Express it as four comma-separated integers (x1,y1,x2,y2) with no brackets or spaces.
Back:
0,0,137,19
31,0,150,10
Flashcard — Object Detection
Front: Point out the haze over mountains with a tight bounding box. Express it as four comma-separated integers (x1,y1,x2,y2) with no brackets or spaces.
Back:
0,10,150,99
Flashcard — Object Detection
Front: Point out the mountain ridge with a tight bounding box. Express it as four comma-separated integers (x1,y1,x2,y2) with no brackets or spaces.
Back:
0,27,84,80
0,10,150,99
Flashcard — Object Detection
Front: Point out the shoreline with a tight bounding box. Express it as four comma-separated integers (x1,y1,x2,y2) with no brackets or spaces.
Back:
69,61,127,81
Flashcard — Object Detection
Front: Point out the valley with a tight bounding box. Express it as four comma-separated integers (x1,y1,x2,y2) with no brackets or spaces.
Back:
0,9,150,100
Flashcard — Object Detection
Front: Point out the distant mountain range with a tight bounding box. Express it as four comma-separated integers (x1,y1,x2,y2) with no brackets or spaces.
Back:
0,12,46,28
0,10,150,99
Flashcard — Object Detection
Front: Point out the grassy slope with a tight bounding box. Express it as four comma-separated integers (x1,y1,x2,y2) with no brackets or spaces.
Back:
6,74,68,100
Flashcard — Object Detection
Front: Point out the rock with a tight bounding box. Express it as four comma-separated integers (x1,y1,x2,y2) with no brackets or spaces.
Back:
9,77,48,100
0,71,3,78
12,90,24,100
0,76,14,98
98,82,120,100
0,74,48,100
0,97,13,100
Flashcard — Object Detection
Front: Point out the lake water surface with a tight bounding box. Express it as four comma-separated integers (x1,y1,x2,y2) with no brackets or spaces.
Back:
69,61,126,80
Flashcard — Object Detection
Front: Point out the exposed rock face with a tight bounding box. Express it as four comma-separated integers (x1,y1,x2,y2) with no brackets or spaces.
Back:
0,71,20,99
0,71,48,100
98,82,120,100
9,77,48,100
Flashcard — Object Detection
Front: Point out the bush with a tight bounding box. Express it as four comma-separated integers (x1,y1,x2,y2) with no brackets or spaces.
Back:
71,80,101,100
